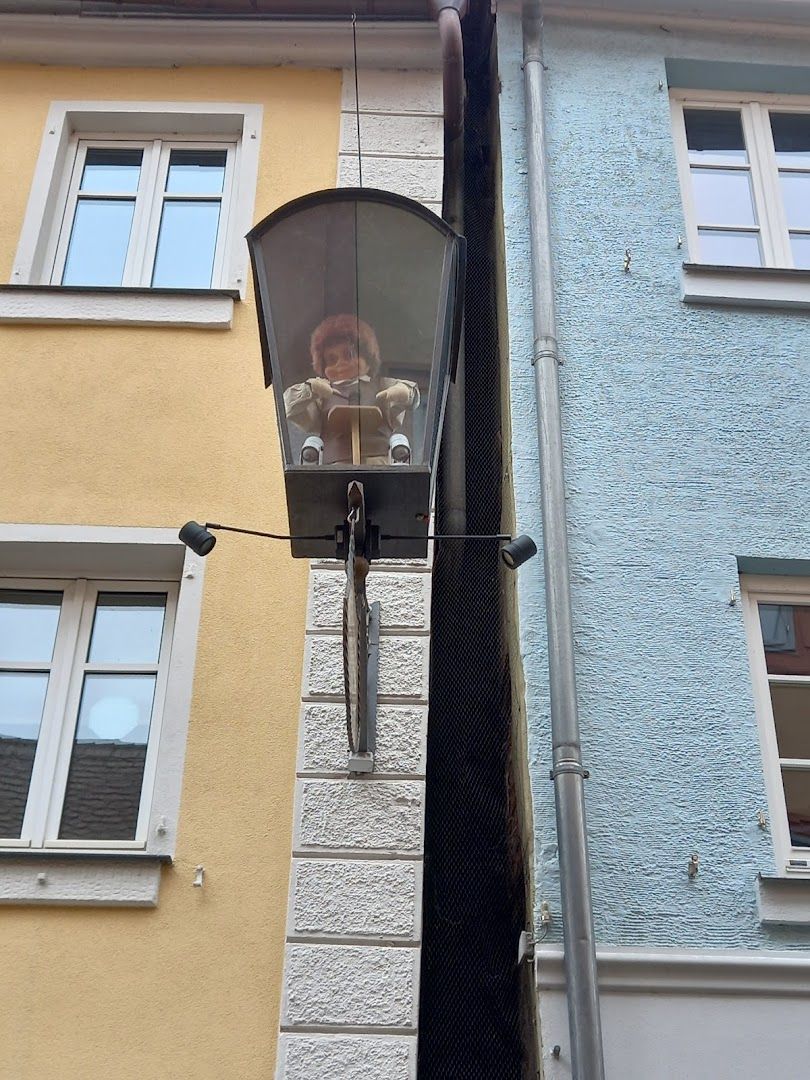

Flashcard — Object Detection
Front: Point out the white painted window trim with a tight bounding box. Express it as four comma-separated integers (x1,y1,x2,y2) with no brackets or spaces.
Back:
671,89,810,310
0,525,205,906
741,574,810,880
1,100,262,329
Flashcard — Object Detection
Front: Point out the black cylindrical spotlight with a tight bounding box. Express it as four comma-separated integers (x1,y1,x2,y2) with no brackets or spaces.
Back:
500,534,537,570
179,521,217,557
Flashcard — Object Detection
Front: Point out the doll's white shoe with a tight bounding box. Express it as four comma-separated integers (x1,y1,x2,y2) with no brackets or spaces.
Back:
301,436,324,464
389,433,411,464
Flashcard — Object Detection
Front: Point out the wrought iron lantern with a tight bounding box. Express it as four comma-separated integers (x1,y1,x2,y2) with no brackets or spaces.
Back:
246,187,465,561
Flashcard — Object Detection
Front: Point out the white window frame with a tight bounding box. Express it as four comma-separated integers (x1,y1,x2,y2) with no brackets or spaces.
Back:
0,525,205,906
2,101,262,328
741,574,810,878
50,136,237,290
671,89,810,311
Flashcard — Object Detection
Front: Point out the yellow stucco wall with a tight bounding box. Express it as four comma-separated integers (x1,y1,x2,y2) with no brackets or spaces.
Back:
0,64,341,1079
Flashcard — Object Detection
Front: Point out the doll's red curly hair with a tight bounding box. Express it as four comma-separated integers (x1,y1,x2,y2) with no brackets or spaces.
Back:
310,314,381,378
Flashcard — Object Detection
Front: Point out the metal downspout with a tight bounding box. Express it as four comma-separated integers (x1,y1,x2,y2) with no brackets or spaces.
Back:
431,0,467,536
521,2,606,1077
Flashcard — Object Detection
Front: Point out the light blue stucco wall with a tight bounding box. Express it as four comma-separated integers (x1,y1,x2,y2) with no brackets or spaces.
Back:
497,10,810,949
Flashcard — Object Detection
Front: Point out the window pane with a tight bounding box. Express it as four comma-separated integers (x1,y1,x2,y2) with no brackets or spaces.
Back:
0,590,61,663
761,604,810,675
685,108,748,163
0,671,48,838
697,228,761,266
88,593,166,665
62,199,135,286
782,769,810,848
770,113,810,168
80,148,142,194
690,167,757,226
151,200,221,288
780,172,810,229
790,234,810,270
59,673,156,840
771,683,810,760
165,149,227,194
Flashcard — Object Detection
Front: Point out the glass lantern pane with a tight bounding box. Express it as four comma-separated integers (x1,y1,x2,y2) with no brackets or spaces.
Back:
254,196,454,470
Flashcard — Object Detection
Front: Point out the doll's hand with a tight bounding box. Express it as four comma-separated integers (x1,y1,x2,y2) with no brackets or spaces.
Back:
308,378,333,402
376,384,411,410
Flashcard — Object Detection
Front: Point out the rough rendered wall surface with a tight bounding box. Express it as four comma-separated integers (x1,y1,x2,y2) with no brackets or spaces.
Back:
275,68,442,1080
498,11,810,950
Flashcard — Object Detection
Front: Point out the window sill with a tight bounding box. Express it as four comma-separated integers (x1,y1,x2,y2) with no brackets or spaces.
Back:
0,284,238,328
0,849,172,907
757,872,810,926
682,263,810,311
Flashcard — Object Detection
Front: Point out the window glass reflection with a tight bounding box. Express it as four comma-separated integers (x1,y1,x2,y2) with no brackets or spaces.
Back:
771,683,810,760
165,149,226,194
80,148,142,193
62,199,135,286
151,200,221,288
59,673,156,840
0,671,49,838
685,109,748,163
761,604,810,675
782,769,810,848
690,168,757,226
697,228,761,266
771,112,810,168
0,590,62,663
780,173,810,229
88,593,166,665
790,234,810,270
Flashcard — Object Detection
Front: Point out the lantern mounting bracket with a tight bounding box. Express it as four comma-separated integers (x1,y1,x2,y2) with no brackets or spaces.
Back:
342,481,380,774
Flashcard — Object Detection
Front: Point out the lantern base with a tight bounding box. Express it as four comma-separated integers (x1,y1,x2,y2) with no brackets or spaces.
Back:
284,465,431,559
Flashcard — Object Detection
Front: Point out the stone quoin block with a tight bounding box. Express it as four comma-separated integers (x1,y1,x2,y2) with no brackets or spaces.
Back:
299,701,427,776
282,943,419,1029
341,68,442,114
337,155,444,204
277,1033,416,1080
340,112,444,157
289,858,421,941
304,636,428,700
308,569,430,632
294,779,424,855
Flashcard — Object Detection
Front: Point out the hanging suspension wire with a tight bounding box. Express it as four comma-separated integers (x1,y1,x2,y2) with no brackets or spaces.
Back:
352,12,363,188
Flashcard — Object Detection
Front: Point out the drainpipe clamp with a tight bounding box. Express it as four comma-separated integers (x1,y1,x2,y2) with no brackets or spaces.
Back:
549,760,590,780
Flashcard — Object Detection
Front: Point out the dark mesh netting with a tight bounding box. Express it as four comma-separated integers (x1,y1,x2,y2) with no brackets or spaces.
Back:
417,4,538,1078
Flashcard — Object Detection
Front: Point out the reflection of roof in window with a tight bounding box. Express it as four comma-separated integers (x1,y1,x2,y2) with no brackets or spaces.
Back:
760,603,795,652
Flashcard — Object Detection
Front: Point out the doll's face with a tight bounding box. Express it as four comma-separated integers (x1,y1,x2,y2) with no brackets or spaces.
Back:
322,339,370,383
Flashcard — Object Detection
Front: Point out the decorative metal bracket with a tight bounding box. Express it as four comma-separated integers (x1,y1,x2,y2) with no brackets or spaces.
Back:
342,481,380,775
